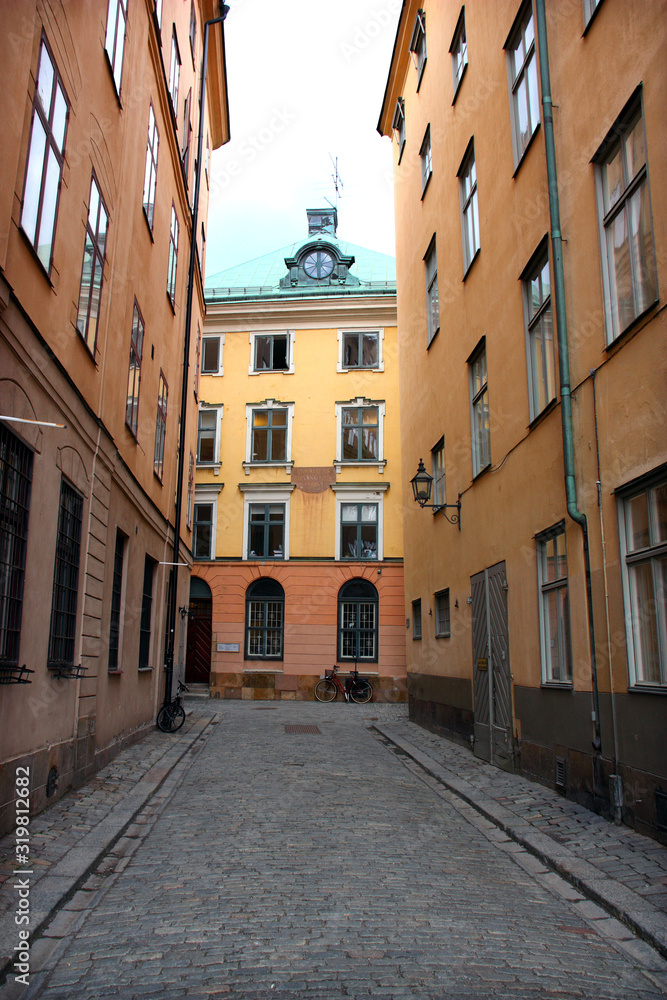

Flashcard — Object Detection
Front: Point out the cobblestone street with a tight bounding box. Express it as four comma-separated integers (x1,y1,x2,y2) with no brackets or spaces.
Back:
1,701,666,999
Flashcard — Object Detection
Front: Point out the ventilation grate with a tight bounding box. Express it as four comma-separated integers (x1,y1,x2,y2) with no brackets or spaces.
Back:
284,724,321,735
555,756,566,789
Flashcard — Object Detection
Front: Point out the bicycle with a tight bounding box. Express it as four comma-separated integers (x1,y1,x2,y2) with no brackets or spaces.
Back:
315,664,373,704
157,679,189,732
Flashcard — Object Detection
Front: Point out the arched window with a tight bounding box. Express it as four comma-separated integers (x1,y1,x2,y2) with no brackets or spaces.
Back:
338,579,378,662
245,578,284,660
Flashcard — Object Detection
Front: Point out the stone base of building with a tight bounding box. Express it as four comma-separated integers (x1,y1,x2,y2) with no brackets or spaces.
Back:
0,719,154,838
210,670,407,703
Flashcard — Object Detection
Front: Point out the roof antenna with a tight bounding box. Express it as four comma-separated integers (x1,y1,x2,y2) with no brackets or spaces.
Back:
329,154,344,210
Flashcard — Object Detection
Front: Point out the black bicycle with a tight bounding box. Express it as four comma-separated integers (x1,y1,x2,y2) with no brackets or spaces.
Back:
315,664,373,704
157,680,189,732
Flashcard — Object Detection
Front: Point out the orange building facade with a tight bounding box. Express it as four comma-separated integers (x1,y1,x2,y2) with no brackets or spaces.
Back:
0,0,229,832
379,1,666,838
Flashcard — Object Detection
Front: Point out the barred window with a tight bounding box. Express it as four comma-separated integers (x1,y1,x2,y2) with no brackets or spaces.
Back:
245,578,284,660
338,578,378,662
48,479,83,669
108,529,125,672
139,556,156,669
0,426,33,667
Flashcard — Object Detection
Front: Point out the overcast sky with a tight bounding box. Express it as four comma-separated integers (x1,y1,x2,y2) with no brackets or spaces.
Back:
205,0,401,277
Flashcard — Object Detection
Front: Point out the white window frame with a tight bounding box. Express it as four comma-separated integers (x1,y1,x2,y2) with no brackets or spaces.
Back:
409,9,427,89
334,398,386,473
201,333,224,375
392,98,406,164
459,140,480,274
193,485,222,561
505,1,540,168
240,484,294,561
431,437,446,509
412,599,422,640
450,7,468,103
105,0,127,96
536,523,572,686
244,399,295,474
248,330,295,375
469,341,490,477
332,484,388,563
435,589,451,638
593,91,658,346
196,404,222,473
584,0,604,29
617,472,667,688
522,243,556,421
420,125,433,196
143,103,159,231
168,30,181,118
337,329,384,373
424,236,439,346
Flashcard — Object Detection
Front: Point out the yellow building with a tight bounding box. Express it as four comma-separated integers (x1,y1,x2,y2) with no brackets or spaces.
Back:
379,1,666,838
192,209,407,700
0,0,229,832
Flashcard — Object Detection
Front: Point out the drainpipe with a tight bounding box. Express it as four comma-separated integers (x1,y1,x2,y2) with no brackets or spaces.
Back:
164,3,229,707
534,0,602,754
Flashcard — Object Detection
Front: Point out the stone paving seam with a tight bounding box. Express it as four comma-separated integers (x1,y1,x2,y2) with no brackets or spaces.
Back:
0,713,218,986
373,723,667,962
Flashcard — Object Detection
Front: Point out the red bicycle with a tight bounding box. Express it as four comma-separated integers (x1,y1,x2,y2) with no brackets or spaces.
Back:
315,664,373,704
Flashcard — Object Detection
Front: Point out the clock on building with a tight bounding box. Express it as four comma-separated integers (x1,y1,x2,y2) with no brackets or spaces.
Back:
303,250,334,279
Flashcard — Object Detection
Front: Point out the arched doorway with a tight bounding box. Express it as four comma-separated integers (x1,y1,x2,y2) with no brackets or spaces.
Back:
185,577,212,684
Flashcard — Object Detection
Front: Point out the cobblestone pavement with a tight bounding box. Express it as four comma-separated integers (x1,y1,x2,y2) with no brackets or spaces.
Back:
1,700,665,1000
376,720,667,919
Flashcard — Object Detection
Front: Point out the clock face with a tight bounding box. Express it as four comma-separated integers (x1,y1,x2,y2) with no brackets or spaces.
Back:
303,250,334,279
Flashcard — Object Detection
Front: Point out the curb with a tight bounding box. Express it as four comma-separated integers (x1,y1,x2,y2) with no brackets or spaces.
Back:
0,714,216,985
374,724,667,961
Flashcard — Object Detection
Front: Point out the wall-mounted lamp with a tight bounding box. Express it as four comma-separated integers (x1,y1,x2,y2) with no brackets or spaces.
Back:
410,458,461,529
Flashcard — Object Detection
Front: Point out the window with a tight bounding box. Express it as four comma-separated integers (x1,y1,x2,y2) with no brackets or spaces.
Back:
199,223,206,277
459,142,480,273
0,426,33,669
197,407,221,466
246,578,284,660
182,88,192,179
20,37,69,273
155,0,163,28
341,504,378,561
341,406,378,462
138,556,156,669
469,342,490,476
194,323,201,399
537,525,572,684
339,330,381,371
425,237,439,345
48,479,83,669
338,579,378,662
252,332,290,372
108,530,125,671
76,174,108,356
523,246,556,419
205,135,210,184
619,474,666,687
584,0,604,28
104,0,127,95
167,205,179,306
143,103,159,231
154,371,168,480
450,7,468,101
435,589,451,637
125,302,144,438
420,125,432,195
202,335,222,374
193,502,214,560
392,98,406,164
168,31,181,117
595,94,658,344
248,504,285,560
186,452,194,529
432,437,446,508
409,9,427,88
189,0,197,58
412,599,422,640
250,407,288,463
506,3,539,165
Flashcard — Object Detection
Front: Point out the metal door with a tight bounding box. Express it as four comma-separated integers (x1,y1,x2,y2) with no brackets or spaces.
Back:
472,561,514,772
185,597,212,684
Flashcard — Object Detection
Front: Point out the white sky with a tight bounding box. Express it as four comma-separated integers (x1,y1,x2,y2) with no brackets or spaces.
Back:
205,0,401,276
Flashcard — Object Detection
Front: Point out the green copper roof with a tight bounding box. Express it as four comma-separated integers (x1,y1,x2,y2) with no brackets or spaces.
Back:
205,235,396,302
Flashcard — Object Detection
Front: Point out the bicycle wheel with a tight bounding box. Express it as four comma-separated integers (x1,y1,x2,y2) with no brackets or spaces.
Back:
157,704,186,732
349,679,373,704
314,679,337,703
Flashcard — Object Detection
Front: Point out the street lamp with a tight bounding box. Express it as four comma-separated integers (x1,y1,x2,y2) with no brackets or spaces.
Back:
410,458,461,529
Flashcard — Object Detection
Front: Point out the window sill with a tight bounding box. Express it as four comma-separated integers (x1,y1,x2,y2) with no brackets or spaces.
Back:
462,247,480,281
166,292,176,314
628,684,667,695
472,462,491,483
243,460,294,475
604,296,660,354
512,123,541,179
452,63,468,105
421,172,432,200
108,669,123,676
197,462,222,476
435,632,451,639
142,208,156,242
583,0,606,35
249,368,294,376
540,681,574,691
334,460,387,474
18,226,54,284
528,396,558,430
201,369,224,377
102,51,123,108
138,666,153,673
339,365,383,373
